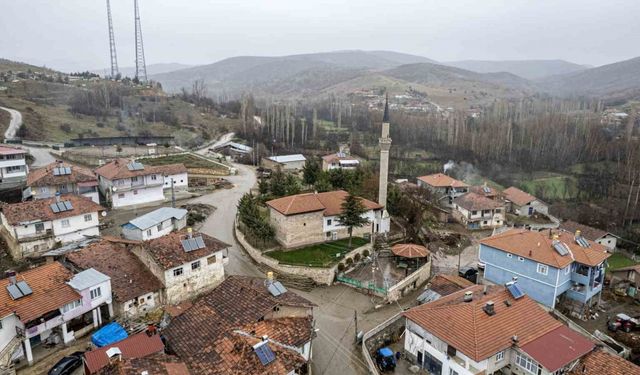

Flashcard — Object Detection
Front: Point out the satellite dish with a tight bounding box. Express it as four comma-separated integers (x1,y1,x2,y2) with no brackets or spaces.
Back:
101,211,107,217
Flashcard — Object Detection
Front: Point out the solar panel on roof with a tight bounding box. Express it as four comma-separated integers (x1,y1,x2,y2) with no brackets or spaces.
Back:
64,167,71,174
483,186,491,193
254,342,276,366
6,284,23,300
552,240,570,256
506,282,525,299
273,281,287,295
50,203,60,213
16,281,32,297
53,168,61,176
194,236,205,249
127,162,144,171
63,201,73,210
181,239,193,252
575,236,590,248
267,281,288,297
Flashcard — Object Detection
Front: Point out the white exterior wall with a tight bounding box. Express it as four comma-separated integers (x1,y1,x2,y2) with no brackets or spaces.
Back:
122,217,186,241
322,210,378,233
0,155,28,180
111,185,165,208
122,291,161,318
164,172,188,190
0,314,21,359
163,251,226,305
280,160,306,170
596,235,617,251
513,200,548,217
51,212,100,243
454,205,505,228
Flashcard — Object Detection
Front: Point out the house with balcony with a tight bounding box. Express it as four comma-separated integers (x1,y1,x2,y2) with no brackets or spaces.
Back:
321,152,360,171
0,146,28,190
479,229,611,311
403,284,595,375
24,160,99,203
0,263,112,367
130,229,230,304
0,194,104,259
121,207,187,241
453,192,506,229
417,173,469,207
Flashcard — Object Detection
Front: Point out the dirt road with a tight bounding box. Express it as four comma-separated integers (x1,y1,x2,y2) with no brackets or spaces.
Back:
0,106,22,140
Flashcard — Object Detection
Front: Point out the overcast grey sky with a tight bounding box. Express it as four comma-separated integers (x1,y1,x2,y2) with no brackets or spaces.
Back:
1,0,638,72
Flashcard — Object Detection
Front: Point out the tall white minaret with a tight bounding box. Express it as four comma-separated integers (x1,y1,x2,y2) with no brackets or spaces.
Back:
378,94,391,209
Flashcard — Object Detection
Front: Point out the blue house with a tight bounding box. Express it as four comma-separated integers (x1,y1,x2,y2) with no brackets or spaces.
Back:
479,229,610,310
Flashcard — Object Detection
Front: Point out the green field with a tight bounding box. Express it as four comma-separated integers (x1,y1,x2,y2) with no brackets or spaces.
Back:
139,153,228,171
267,237,369,267
607,253,638,270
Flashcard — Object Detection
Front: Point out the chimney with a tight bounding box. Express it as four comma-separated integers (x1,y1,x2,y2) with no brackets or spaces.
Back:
548,228,552,238
463,291,473,302
483,301,495,316
55,192,61,202
483,285,487,295
512,335,519,345
262,335,268,342
512,276,518,282
5,270,16,285
575,229,581,237
552,234,559,240
266,272,274,286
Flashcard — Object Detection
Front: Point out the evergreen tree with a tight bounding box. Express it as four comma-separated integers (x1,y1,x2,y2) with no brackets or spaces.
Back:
302,158,321,186
314,173,332,192
337,192,370,248
285,174,300,196
270,168,287,197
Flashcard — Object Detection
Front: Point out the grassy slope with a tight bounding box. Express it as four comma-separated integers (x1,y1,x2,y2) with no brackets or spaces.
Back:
267,237,368,267
138,154,228,171
607,253,637,270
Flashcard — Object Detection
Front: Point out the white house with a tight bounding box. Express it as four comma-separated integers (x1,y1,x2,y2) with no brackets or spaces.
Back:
0,263,112,366
559,220,619,251
417,173,469,207
502,186,549,217
321,152,360,171
24,160,99,203
131,229,230,305
0,146,28,190
160,163,189,191
121,207,188,241
261,154,306,171
453,192,506,230
0,194,104,259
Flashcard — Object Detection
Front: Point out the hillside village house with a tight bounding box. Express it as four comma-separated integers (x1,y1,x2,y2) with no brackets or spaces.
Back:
0,146,28,189
0,263,112,366
121,207,187,241
261,154,307,171
502,186,549,217
131,230,230,304
479,229,611,310
95,159,187,209
453,192,506,229
0,194,104,259
559,220,619,251
83,329,166,374
321,152,360,171
403,284,595,375
24,160,99,203
568,346,640,374
160,163,189,191
469,184,502,200
164,275,315,375
417,173,469,206
66,238,164,318
266,190,386,249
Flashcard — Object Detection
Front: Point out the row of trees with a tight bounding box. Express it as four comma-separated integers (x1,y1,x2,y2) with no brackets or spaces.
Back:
237,193,275,246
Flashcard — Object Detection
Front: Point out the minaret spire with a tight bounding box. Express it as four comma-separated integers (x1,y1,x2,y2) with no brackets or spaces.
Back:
377,91,392,234
383,93,390,123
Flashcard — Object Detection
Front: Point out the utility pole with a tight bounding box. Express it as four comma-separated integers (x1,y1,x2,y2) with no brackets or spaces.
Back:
106,0,119,79
134,0,148,82
170,177,176,208
354,310,358,343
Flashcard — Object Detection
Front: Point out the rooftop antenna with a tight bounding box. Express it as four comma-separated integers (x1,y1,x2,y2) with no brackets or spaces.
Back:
134,0,148,82
106,0,119,78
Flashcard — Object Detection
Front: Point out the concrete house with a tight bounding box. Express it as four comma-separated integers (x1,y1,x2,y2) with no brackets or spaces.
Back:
321,152,360,171
0,194,104,259
0,263,112,366
403,284,595,375
131,230,230,305
453,192,506,229
479,229,611,310
469,184,502,200
417,173,469,206
609,264,640,292
121,207,188,241
559,220,619,251
0,146,28,190
266,190,386,249
163,275,315,375
24,161,99,203
66,238,164,318
160,163,189,191
261,154,306,171
503,187,549,217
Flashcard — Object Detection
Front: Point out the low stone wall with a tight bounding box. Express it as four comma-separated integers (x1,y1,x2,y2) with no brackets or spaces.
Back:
386,261,432,302
234,222,373,285
362,313,404,375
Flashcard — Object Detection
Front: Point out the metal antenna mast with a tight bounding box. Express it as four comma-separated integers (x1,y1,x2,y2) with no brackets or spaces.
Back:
134,0,148,82
106,0,119,78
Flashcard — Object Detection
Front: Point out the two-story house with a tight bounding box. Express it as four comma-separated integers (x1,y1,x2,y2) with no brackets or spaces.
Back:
121,207,188,241
503,187,549,217
453,192,506,229
0,146,28,190
403,284,595,375
321,152,360,171
0,263,112,366
479,229,611,310
0,194,104,259
266,190,385,248
559,220,619,251
417,173,469,207
24,160,99,203
160,163,189,191
131,229,230,304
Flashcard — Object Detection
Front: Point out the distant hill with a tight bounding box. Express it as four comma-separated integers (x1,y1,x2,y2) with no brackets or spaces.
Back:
443,59,588,80
0,58,55,74
92,63,193,78
537,56,640,99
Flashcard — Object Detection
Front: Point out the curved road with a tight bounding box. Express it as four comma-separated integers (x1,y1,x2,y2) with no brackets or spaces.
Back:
1,107,56,167
0,106,22,140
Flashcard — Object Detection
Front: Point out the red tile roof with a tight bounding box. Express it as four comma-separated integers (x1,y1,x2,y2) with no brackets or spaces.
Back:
568,348,640,375
0,262,81,323
160,163,188,175
480,228,611,268
454,192,505,211
0,145,26,155
1,193,104,225
520,325,594,372
559,220,610,241
95,159,186,180
110,353,190,375
391,243,430,258
27,161,97,187
469,185,502,199
417,173,468,188
66,240,163,304
403,285,564,361
84,331,165,374
143,230,230,270
503,186,540,206
321,153,358,163
428,274,474,297
266,190,382,216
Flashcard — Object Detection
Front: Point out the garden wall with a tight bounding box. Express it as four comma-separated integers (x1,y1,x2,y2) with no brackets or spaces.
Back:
386,261,432,302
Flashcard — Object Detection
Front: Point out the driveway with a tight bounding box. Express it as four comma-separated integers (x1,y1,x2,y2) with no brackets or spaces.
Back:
1,106,22,140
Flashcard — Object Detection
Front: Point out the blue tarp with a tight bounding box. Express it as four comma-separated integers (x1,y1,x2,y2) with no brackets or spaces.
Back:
378,347,394,357
91,322,128,347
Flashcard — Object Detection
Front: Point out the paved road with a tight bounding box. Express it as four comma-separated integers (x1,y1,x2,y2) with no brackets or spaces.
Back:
0,106,55,167
194,132,235,155
0,106,22,140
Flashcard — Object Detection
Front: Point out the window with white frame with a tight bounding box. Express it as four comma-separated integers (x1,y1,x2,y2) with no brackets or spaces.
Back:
515,352,538,374
327,219,332,226
173,267,183,277
151,174,157,181
90,287,102,300
61,299,82,313
61,219,70,228
537,263,548,275
84,214,92,222
147,229,152,236
191,260,201,270
564,265,571,275
496,350,505,361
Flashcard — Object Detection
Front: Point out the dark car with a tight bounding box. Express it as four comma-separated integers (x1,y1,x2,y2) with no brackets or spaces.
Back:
48,351,84,375
459,266,478,283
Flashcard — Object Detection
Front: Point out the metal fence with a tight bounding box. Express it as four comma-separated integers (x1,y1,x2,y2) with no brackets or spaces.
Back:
336,275,387,295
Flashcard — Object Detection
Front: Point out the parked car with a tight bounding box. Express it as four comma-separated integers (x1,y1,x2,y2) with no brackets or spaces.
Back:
48,351,84,375
608,313,640,333
375,347,396,372
459,266,478,283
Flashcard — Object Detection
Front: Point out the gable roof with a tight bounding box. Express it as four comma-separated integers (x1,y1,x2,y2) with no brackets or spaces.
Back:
143,230,231,270
84,331,165,374
67,268,110,291
480,228,611,268
568,348,640,375
123,207,188,230
520,325,594,372
66,240,163,304
27,161,97,187
0,262,81,323
428,274,475,297
163,276,315,375
321,153,359,164
417,173,468,188
503,186,540,206
95,159,185,180
454,192,505,211
469,185,502,199
102,353,190,375
404,285,564,362
0,145,26,155
559,220,610,241
1,193,104,225
266,154,306,164
266,190,382,216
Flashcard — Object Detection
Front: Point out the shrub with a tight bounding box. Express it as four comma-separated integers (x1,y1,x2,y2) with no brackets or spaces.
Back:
59,123,72,133
96,122,105,128
363,249,370,257
337,263,345,271
345,257,353,265
354,253,361,262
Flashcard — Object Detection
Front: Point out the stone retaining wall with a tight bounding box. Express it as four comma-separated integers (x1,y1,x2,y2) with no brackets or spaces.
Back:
362,313,404,375
386,261,432,302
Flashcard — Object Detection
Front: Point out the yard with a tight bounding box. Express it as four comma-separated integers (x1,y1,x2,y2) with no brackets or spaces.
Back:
138,153,229,172
607,252,638,270
267,237,369,267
